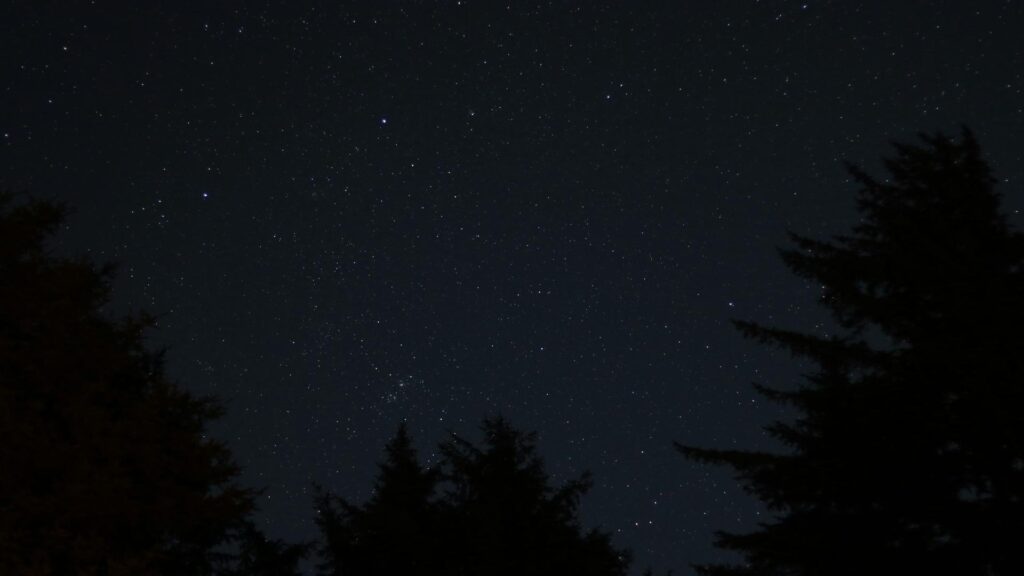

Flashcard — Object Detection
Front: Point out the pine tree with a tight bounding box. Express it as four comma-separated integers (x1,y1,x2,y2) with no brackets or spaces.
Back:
677,129,1024,575
315,417,630,576
219,523,309,576
315,423,442,575
438,417,629,576
0,193,254,575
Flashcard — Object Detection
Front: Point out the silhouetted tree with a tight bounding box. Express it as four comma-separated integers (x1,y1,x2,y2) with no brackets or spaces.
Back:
677,129,1024,575
315,423,442,575
0,194,255,575
218,523,309,576
316,417,630,576
440,417,628,576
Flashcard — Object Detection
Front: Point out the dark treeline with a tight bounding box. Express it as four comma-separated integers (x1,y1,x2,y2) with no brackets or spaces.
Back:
0,190,627,575
2,128,1022,575
678,128,1024,575
315,419,628,576
0,194,261,575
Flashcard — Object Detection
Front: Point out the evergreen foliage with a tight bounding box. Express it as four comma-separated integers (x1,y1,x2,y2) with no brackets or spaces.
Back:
0,194,255,575
316,417,630,576
220,523,310,576
315,423,442,575
677,129,1024,575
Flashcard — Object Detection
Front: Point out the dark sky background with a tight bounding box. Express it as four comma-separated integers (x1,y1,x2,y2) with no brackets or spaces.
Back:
3,1,1023,573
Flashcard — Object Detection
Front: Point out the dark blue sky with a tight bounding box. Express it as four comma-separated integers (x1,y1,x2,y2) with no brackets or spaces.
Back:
3,1,1022,573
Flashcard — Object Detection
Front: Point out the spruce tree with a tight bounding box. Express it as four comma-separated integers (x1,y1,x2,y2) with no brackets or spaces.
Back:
315,423,441,575
677,129,1024,575
219,523,309,576
0,193,254,575
315,417,630,576
439,417,628,576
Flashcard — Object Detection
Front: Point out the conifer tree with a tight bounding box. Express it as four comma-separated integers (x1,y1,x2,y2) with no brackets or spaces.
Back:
439,417,628,576
315,423,441,575
219,523,309,576
316,417,630,576
0,193,254,575
677,129,1024,575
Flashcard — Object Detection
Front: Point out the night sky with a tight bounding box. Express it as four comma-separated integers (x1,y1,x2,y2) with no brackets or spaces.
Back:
3,1,1023,573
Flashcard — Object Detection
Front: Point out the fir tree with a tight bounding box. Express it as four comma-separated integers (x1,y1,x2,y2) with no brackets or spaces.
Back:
677,129,1024,576
0,193,255,575
316,417,630,576
439,417,628,576
315,423,441,575
219,523,309,576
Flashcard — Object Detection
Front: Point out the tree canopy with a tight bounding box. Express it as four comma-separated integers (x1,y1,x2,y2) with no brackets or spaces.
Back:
0,193,255,575
316,417,630,576
677,129,1024,575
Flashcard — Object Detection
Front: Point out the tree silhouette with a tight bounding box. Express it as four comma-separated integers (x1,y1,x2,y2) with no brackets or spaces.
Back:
676,129,1024,575
316,417,630,576
219,522,310,576
0,193,254,575
315,423,442,575
439,417,628,576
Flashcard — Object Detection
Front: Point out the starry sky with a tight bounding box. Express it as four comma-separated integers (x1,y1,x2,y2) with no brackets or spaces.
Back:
3,1,1023,573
